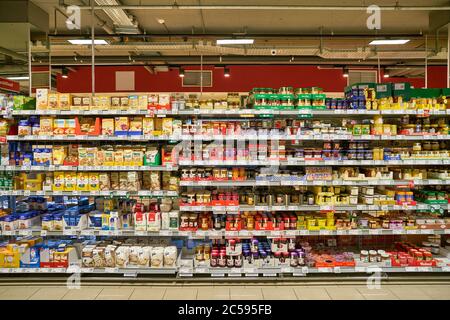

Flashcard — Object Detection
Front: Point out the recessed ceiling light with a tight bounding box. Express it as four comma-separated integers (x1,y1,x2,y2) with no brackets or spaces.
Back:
384,73,390,78
224,67,230,77
369,39,410,45
7,76,29,80
343,68,349,78
179,68,185,78
216,39,254,45
157,18,165,24
68,39,108,45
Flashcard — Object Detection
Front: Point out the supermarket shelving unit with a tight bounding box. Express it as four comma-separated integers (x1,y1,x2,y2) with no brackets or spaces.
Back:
1,100,450,279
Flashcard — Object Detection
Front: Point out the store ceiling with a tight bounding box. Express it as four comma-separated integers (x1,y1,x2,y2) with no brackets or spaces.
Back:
7,1,450,78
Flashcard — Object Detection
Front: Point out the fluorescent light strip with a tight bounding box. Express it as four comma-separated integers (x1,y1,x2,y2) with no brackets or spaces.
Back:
68,39,108,45
369,39,410,45
216,39,254,45
7,76,29,80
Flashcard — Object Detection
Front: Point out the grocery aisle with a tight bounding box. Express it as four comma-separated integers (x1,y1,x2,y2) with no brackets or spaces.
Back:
0,283,449,300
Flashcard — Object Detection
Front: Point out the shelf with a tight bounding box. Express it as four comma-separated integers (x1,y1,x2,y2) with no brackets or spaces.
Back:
7,135,178,141
179,203,449,212
180,265,450,276
0,267,177,275
10,109,450,117
180,179,450,187
179,134,450,141
3,227,449,238
179,159,450,166
8,134,450,142
2,265,447,276
0,165,177,171
0,190,178,197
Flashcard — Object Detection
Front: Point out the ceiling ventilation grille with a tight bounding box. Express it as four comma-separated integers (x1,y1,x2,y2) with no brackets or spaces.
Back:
182,70,213,87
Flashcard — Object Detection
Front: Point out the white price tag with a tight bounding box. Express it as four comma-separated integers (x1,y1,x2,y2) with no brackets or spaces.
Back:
369,229,382,235
393,229,404,235
319,230,332,235
40,230,48,236
442,266,450,272
81,268,94,273
417,267,433,272
18,229,32,236
299,230,309,235
349,230,362,235
407,229,419,234
354,266,366,272
333,267,341,273
63,229,77,236
81,230,95,236
318,267,332,273
105,267,119,273
420,229,433,234
262,273,277,277
405,267,418,272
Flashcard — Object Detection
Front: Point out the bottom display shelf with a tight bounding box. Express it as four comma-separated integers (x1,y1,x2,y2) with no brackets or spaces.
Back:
1,265,449,277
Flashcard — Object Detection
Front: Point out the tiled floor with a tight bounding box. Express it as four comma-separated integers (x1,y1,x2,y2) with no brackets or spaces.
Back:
0,283,449,300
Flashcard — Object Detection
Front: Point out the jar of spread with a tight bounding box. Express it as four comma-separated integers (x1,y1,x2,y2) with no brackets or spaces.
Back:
210,252,218,267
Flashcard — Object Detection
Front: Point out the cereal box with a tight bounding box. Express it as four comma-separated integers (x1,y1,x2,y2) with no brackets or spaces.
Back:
53,119,66,135
138,95,148,110
89,173,100,191
114,117,129,135
65,119,76,135
129,117,143,135
58,94,71,110
129,95,139,110
39,117,54,135
142,117,154,135
48,94,59,110
162,118,173,135
36,88,48,110
76,172,90,191
64,172,77,191
111,97,121,109
52,146,67,165
101,118,114,136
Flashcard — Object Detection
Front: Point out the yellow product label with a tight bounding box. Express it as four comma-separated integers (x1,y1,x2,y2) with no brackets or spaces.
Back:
123,149,133,165
142,118,154,135
53,172,65,191
52,146,67,165
77,172,90,191
64,172,76,191
113,150,124,166
89,173,100,191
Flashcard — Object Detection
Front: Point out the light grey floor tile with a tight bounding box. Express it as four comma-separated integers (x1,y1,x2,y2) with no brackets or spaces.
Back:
388,286,432,300
0,287,40,300
230,288,263,300
61,287,102,300
417,286,450,300
95,287,134,300
293,287,331,300
197,287,230,300
326,287,366,300
129,287,166,300
29,287,70,300
357,287,399,300
164,287,198,300
262,288,297,300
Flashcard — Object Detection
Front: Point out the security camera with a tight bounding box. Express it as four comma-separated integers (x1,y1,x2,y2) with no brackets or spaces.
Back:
270,49,277,56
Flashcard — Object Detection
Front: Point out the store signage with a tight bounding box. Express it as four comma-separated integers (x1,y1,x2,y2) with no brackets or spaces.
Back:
0,77,20,93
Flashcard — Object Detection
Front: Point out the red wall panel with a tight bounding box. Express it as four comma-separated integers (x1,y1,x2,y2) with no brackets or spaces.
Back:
57,65,349,93
56,65,447,93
